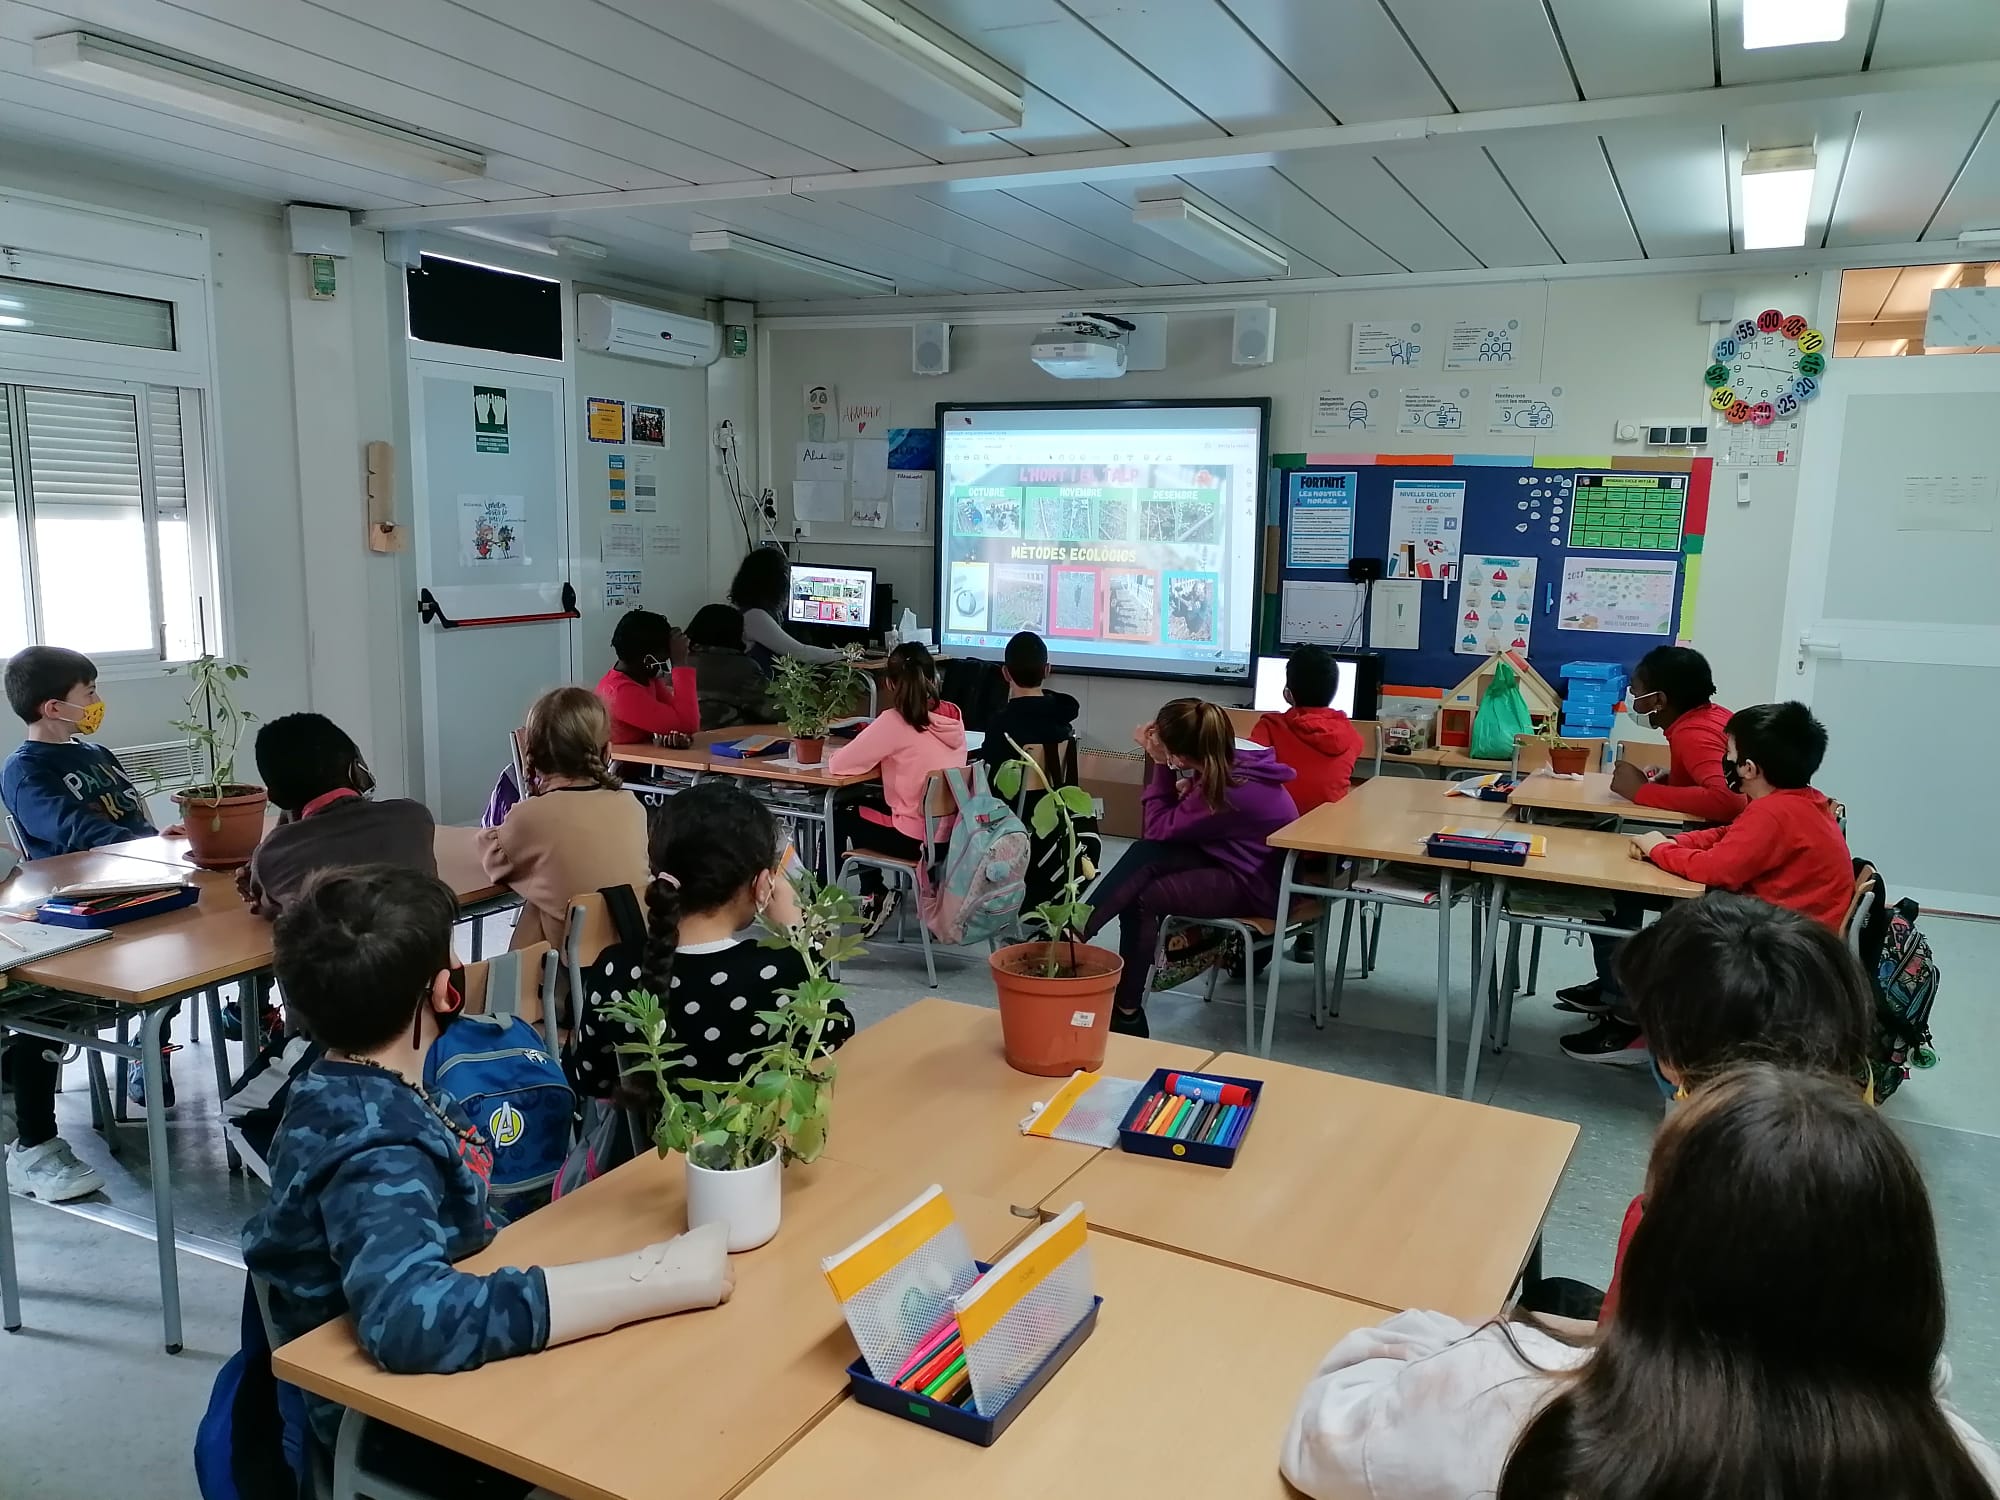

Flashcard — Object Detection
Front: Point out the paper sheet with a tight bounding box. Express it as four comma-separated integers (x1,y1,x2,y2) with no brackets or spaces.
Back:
459,493,528,566
630,404,667,447
1897,473,1996,532
1456,555,1538,656
604,569,642,609
793,480,846,523
1287,470,1357,568
1445,317,1522,370
1487,384,1561,434
632,453,658,512
647,522,681,557
1729,419,1800,468
1280,580,1365,647
1558,555,1678,635
1352,320,1424,372
1369,579,1422,650
802,381,836,443
891,472,928,532
840,399,885,439
586,397,625,443
850,437,890,501
851,496,887,527
1397,386,1468,435
1311,387,1381,435
1386,479,1465,580
600,522,642,565
794,442,848,481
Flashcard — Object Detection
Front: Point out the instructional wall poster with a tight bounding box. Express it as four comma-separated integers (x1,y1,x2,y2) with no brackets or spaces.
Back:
1444,317,1522,369
1386,479,1465,580
473,386,509,453
1487,384,1562,434
1567,471,1687,550
1730,419,1800,468
802,382,836,442
459,493,527,565
630,404,667,447
1311,386,1381,435
632,454,659,512
1456,554,1539,656
1279,579,1365,646
1397,386,1469,434
607,453,627,512
1352,320,1424,372
586,397,625,443
600,521,642,566
604,569,643,610
1286,470,1357,568
1558,555,1679,635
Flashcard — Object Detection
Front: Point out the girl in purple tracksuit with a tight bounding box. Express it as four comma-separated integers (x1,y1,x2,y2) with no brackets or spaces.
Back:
1083,697,1298,1036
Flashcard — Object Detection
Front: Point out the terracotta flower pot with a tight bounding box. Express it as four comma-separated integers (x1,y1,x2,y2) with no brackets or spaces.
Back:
1548,744,1591,776
174,786,269,869
989,941,1123,1076
791,736,826,766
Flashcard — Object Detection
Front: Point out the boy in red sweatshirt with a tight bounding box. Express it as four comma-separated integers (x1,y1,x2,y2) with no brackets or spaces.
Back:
1251,645,1364,816
1563,701,1852,1064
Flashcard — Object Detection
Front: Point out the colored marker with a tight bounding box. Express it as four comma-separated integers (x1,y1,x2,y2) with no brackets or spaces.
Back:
1191,1100,1220,1141
1206,1104,1235,1144
1171,1100,1200,1140
891,1315,960,1385
1153,1099,1186,1136
922,1353,968,1400
1128,1093,1161,1133
1223,1104,1252,1149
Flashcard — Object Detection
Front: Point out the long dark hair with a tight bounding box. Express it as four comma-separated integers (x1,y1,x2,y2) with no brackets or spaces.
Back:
883,642,938,732
728,546,790,615
1500,1066,1995,1500
641,782,781,1007
1154,697,1236,812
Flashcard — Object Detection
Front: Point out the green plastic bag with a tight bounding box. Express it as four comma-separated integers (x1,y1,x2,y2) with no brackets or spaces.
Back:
1471,660,1533,760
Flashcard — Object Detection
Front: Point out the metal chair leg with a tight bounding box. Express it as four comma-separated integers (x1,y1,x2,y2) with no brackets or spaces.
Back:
1525,926,1544,995
1328,902,1356,1026
1499,925,1523,1052
1237,922,1258,1053
914,875,937,988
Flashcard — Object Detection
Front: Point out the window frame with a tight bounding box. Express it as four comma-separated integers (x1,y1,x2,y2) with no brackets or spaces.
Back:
0,371,219,668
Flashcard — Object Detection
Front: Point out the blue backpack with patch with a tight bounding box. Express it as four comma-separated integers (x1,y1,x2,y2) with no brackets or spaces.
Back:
423,1012,573,1215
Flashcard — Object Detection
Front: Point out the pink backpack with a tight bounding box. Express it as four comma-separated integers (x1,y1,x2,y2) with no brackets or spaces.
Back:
916,765,1029,945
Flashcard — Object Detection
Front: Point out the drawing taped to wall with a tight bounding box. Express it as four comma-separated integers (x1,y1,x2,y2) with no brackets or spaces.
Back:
460,493,527,566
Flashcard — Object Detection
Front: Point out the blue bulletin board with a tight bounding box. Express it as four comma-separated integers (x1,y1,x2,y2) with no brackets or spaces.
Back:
1268,450,1711,691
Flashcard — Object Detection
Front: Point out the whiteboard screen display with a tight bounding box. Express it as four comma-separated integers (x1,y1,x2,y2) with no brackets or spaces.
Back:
936,400,1269,683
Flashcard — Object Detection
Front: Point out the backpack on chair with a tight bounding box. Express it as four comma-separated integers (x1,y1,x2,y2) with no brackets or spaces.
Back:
1849,858,1941,1101
916,764,1029,945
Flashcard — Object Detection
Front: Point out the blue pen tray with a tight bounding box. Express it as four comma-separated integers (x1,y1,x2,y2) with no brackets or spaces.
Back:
1116,1067,1262,1169
37,883,199,928
846,1276,1100,1446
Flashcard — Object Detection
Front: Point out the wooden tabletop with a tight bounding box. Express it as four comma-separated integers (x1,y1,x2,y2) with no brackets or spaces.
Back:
1055,1053,1577,1321
1343,774,1511,819
1506,770,1703,825
433,824,504,904
734,1234,1382,1500
614,724,878,787
1473,823,1705,898
272,1153,1028,1500
1269,782,1513,869
819,998,1213,1213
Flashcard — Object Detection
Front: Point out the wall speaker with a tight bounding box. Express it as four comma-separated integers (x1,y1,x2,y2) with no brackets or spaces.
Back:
913,319,951,376
1232,304,1277,366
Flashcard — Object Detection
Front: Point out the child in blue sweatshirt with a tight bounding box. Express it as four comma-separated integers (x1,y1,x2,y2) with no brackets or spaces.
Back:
244,865,733,1487
0,646,161,1201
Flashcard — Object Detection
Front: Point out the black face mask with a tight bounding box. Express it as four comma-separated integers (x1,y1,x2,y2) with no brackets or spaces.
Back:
1721,755,1743,793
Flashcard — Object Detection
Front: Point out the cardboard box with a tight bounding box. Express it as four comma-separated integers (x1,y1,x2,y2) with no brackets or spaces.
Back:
1079,748,1147,839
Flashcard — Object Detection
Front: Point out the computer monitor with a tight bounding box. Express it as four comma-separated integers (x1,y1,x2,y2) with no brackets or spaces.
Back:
1253,653,1375,719
787,563,877,632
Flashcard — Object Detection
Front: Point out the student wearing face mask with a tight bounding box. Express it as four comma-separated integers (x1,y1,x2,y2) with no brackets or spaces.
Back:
1605,646,1747,825
595,608,700,748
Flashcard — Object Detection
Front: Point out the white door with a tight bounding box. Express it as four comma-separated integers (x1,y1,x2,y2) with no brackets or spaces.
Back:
411,360,575,825
1781,349,2000,914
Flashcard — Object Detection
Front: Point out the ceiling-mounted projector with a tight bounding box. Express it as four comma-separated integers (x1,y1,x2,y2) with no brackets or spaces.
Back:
1031,313,1133,379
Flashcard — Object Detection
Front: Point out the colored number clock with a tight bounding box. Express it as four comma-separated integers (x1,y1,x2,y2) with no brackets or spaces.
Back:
1702,309,1826,423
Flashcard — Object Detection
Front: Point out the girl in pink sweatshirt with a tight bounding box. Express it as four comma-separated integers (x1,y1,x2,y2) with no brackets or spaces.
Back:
826,643,966,933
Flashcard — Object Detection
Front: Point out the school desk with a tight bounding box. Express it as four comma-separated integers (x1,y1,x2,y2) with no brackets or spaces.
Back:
272,1153,1028,1500
1504,769,1704,827
732,1233,1382,1500
1054,1052,1577,1323
1261,780,1515,1088
818,997,1212,1214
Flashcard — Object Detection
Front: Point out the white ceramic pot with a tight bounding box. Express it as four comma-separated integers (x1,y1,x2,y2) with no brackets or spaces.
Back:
684,1151,782,1251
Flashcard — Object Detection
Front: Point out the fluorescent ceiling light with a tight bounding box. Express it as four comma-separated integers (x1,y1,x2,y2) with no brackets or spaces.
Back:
549,236,608,260
33,31,486,184
722,0,1022,132
1741,146,1815,250
1743,0,1846,49
0,315,29,328
1132,195,1290,280
452,225,559,256
689,230,897,296
1957,229,2000,246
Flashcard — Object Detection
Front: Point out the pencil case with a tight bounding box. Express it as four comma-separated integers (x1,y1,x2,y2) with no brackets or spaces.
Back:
1116,1067,1263,1169
1424,833,1530,866
37,884,199,928
710,735,790,759
844,1261,1100,1446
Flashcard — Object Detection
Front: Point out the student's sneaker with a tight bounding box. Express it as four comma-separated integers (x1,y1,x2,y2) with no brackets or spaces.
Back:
1554,979,1614,1015
857,889,901,940
125,1049,177,1110
1109,1007,1150,1039
1559,1017,1652,1067
7,1137,104,1202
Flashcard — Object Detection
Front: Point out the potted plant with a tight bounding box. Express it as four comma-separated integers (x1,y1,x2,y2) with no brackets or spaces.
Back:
601,873,861,1250
1527,716,1592,777
168,654,266,869
768,654,863,765
989,738,1122,1076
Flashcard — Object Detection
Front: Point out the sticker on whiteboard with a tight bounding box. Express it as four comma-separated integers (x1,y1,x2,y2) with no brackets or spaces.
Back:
1069,1011,1097,1028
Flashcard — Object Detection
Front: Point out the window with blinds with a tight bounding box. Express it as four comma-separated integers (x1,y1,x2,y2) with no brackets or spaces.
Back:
0,379,212,661
0,275,176,350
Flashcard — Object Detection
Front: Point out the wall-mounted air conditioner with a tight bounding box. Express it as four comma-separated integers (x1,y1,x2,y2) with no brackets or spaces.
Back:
577,293,719,368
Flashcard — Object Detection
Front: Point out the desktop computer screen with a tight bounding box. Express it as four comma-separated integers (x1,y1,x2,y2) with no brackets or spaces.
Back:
787,563,877,630
1253,653,1377,720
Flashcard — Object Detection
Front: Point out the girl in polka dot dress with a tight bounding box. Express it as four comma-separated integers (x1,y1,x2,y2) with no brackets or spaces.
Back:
640,781,855,1090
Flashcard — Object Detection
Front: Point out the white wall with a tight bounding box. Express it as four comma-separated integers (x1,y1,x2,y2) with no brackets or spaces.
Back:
764,267,1818,745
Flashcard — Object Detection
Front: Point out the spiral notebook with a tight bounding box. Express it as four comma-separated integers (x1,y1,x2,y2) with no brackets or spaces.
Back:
0,919,112,973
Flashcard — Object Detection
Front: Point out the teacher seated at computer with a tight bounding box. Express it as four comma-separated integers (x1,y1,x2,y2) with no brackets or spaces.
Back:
728,544,848,671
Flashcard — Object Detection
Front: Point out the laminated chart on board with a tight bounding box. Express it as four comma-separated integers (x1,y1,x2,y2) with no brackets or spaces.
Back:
1456,555,1538,656
1557,556,1679,636
1280,579,1366,647
1285,470,1356,569
1386,479,1465,580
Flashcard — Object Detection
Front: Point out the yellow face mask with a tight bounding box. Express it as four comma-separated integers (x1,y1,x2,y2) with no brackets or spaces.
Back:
58,699,106,736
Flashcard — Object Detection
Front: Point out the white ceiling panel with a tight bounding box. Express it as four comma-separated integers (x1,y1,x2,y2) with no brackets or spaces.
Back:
1871,0,2000,68
905,0,1218,146
1601,122,1732,257
803,188,1121,288
1714,0,1875,85
1486,131,1644,262
1825,94,1999,246
1272,153,1480,271
1085,172,1336,277
1546,0,1713,99
747,195,1068,291
1920,103,2000,240
1214,0,1449,122
1377,0,1578,110
634,202,992,297
1061,0,1335,133
1377,144,1562,266
910,187,1196,285
1167,166,1401,274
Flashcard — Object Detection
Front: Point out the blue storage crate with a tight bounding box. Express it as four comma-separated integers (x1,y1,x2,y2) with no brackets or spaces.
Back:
1563,685,1624,710
1560,660,1628,683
